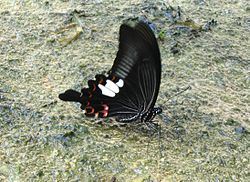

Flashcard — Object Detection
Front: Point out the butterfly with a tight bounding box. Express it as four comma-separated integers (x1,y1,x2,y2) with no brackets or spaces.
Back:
59,21,162,123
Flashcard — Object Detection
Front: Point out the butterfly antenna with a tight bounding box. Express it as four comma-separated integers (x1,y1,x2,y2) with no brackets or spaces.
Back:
166,85,191,101
157,122,163,180
144,121,163,180
144,121,159,132
144,121,162,180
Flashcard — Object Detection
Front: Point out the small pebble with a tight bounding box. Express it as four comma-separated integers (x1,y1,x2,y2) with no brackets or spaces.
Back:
234,126,246,134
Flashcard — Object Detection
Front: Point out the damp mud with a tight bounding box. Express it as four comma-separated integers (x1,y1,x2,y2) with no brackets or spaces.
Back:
0,0,249,181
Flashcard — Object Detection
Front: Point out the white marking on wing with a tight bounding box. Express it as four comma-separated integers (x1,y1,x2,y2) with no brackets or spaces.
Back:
98,84,116,97
105,80,119,93
116,79,124,88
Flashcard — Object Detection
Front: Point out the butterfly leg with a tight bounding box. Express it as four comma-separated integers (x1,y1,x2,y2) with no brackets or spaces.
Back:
144,121,159,132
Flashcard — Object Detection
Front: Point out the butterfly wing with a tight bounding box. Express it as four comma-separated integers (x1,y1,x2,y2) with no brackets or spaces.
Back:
59,21,161,122
111,21,161,112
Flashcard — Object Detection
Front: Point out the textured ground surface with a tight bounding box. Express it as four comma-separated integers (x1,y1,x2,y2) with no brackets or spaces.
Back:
1,0,249,181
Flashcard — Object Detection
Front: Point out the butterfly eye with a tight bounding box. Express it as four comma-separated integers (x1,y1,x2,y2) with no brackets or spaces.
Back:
154,107,162,114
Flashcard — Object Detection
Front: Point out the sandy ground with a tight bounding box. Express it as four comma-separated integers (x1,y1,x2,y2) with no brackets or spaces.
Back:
0,0,249,181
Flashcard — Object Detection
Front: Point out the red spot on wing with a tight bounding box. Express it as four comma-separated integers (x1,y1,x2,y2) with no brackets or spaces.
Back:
102,104,109,111
102,111,108,117
92,84,96,91
88,91,93,98
85,106,94,114
99,111,108,117
99,79,104,84
83,99,109,118
111,75,116,81
95,74,106,84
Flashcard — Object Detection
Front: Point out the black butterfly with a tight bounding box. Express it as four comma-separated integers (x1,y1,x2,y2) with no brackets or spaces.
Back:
59,21,162,123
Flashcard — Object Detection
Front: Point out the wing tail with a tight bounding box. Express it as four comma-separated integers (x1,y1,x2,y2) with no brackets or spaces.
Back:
59,89,82,103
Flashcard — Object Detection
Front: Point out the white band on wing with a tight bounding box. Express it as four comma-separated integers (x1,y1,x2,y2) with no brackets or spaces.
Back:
98,79,124,97
116,79,124,88
98,84,116,97
105,80,119,93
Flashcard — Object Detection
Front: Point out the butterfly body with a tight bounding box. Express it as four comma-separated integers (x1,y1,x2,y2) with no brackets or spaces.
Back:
59,21,162,123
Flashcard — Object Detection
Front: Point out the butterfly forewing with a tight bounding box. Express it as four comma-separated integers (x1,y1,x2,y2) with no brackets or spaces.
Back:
109,22,161,119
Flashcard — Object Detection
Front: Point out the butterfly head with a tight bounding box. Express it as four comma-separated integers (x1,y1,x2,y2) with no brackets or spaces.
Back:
141,107,162,123
153,107,162,114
